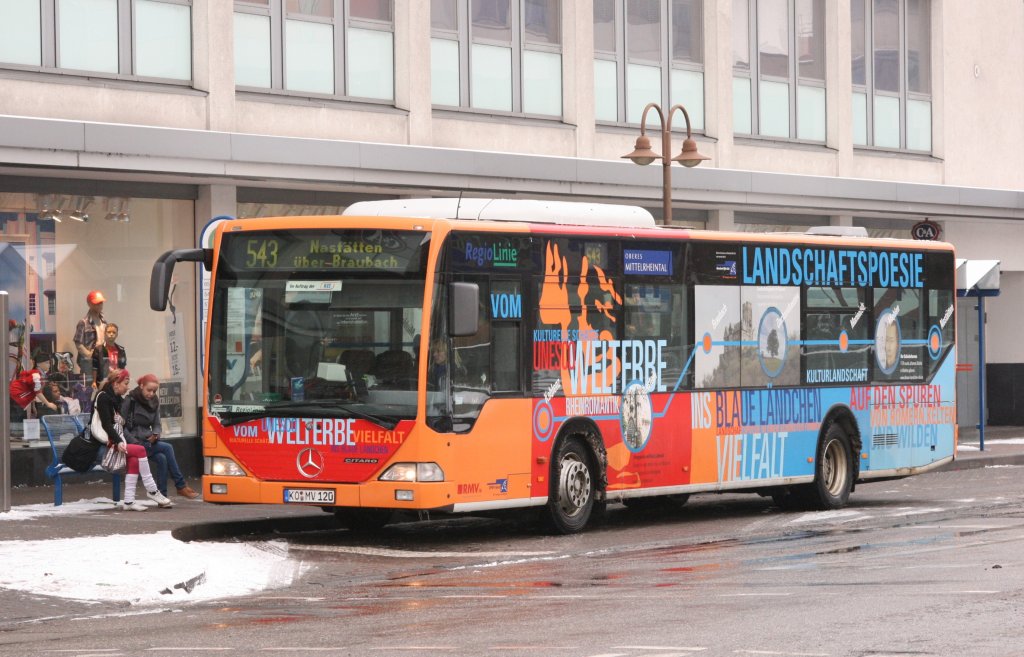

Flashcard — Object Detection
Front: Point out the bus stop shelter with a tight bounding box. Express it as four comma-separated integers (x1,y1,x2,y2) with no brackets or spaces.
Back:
956,259,1001,450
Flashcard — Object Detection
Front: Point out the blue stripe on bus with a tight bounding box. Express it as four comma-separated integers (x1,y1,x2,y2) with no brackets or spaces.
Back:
554,334,937,423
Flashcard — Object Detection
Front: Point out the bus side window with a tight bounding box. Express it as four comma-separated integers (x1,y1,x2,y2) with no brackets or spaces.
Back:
873,287,924,383
804,286,869,385
452,296,489,392
694,285,741,389
448,277,491,427
490,279,522,392
624,283,688,388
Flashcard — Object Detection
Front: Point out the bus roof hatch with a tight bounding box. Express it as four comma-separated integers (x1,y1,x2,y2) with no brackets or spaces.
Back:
343,198,657,229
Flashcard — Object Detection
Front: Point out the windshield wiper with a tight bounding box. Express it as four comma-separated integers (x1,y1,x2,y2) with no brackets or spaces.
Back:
217,400,399,430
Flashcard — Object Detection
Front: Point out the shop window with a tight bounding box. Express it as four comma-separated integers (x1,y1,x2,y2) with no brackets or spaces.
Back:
235,0,394,100
733,0,825,141
0,0,192,82
851,0,931,152
1,194,198,441
594,0,704,129
431,0,563,116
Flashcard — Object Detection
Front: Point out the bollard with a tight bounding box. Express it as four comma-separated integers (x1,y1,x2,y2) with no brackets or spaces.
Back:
1,291,11,513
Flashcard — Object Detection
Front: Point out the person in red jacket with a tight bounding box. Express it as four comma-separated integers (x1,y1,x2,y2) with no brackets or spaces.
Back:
9,368,44,423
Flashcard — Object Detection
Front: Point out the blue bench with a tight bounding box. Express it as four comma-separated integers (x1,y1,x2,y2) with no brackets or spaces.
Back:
41,414,122,506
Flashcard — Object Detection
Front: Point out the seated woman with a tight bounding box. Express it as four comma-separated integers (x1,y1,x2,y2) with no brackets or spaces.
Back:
96,369,171,512
121,373,199,500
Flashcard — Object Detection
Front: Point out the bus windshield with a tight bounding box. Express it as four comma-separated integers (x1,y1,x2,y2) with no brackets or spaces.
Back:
207,228,431,425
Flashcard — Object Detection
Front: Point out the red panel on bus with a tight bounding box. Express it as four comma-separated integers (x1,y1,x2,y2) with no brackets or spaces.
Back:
212,417,414,483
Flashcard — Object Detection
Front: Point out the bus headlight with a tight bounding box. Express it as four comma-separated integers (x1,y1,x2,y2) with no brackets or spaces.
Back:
206,457,246,477
379,462,445,482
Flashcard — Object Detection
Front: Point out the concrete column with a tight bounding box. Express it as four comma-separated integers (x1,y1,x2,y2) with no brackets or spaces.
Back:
828,0,853,177
707,0,733,163
708,209,735,232
197,184,237,234
831,214,854,226
194,0,237,132
194,184,236,401
396,2,432,145
930,0,945,162
566,1,593,158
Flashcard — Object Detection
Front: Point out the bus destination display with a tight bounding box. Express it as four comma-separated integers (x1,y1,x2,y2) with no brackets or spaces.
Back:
223,230,427,273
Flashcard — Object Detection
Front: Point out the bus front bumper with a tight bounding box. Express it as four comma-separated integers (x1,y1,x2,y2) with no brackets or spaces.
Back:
201,475,456,510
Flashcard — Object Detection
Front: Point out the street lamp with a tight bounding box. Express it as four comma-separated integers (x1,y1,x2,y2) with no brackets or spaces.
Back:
622,102,710,225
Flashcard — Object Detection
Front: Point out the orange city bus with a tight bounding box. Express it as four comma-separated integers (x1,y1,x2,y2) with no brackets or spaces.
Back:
150,198,957,533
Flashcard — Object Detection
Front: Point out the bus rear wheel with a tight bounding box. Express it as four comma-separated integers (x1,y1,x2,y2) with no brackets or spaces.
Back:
807,423,853,510
543,437,597,534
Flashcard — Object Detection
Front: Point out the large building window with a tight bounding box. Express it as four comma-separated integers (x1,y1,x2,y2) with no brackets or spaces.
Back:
234,0,394,101
851,0,931,152
431,0,563,116
593,0,704,129
1,191,197,441
0,0,192,81
732,0,825,141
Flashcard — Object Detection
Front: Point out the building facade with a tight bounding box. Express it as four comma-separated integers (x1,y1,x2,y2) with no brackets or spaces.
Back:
2,0,1023,461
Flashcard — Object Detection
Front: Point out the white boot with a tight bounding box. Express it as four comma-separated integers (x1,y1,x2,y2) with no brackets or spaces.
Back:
139,457,172,508
120,474,146,512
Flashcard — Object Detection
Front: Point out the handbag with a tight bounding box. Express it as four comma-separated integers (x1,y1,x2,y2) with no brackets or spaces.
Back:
100,445,127,475
89,395,109,445
61,431,102,473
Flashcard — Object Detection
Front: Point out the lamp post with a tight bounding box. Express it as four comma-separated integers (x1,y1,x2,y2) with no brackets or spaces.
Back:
622,102,710,226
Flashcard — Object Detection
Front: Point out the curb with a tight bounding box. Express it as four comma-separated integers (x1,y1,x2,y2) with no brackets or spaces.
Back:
171,513,337,542
936,453,1024,472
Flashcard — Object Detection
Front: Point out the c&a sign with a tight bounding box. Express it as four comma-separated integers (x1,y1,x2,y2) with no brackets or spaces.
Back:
911,219,942,241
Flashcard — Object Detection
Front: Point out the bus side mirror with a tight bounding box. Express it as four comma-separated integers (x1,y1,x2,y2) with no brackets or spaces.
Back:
150,248,212,311
449,282,480,337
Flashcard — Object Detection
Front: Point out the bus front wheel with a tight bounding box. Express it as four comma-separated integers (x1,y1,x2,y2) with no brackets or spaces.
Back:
808,423,854,510
543,437,597,534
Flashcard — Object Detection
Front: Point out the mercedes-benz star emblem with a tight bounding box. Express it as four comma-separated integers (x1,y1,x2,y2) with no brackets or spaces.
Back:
296,448,325,479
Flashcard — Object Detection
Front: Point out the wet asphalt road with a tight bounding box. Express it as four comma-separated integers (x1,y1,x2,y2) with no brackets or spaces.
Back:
5,464,1024,657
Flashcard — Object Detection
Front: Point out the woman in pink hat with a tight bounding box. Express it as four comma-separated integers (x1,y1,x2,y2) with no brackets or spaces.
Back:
97,369,172,511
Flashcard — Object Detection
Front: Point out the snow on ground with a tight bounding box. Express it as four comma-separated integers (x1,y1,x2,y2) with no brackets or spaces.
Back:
789,509,866,524
0,499,307,606
959,438,1024,452
0,496,120,522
